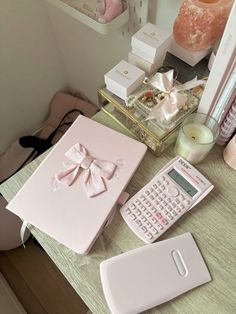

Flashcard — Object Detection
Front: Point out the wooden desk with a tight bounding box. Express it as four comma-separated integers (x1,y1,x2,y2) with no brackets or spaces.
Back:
1,110,236,314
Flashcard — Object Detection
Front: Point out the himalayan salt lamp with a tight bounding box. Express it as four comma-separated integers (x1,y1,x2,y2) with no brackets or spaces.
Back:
173,0,233,51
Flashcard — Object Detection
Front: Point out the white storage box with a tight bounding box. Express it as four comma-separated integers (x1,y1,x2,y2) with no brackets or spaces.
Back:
131,23,171,64
104,60,145,100
128,51,165,76
169,38,211,67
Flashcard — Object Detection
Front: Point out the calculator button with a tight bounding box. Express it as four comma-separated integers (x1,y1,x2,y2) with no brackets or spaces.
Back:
134,209,141,216
183,200,191,206
135,200,141,205
162,218,168,225
146,222,152,228
158,205,163,211
157,196,163,202
130,214,136,220
125,208,131,214
135,219,142,226
179,194,185,201
153,191,158,197
130,203,136,210
167,187,179,197
151,227,158,234
156,212,162,219
140,216,147,222
165,180,170,185
167,205,172,211
146,212,152,218
151,217,157,224
141,226,147,233
145,232,153,239
175,199,180,204
149,195,154,200
161,185,166,190
171,210,177,216
166,198,171,203
156,223,163,230
153,183,157,189
162,201,167,206
167,213,173,220
150,207,157,213
179,204,185,210
171,202,176,208
140,195,146,201
162,193,167,199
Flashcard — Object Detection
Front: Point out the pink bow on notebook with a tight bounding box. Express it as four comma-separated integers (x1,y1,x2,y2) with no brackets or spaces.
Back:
52,143,116,197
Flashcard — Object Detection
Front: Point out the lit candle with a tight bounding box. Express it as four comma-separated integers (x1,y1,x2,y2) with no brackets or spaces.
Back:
175,113,219,164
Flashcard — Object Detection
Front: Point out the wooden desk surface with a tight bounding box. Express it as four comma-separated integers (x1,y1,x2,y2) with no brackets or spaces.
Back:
1,110,236,314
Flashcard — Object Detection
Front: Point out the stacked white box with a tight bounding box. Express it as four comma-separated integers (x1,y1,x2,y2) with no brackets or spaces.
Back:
104,60,145,100
128,52,165,76
129,23,171,76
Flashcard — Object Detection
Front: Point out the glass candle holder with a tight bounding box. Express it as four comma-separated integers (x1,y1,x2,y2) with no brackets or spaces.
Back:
175,113,219,164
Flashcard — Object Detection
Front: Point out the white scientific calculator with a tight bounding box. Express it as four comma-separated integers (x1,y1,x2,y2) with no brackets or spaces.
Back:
120,156,213,243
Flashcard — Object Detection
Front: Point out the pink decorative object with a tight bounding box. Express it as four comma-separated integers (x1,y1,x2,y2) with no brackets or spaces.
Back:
52,143,116,197
173,0,233,51
147,70,205,122
98,0,123,23
223,134,236,170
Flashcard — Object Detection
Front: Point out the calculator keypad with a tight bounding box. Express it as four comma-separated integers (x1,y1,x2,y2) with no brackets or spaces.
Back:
120,175,192,243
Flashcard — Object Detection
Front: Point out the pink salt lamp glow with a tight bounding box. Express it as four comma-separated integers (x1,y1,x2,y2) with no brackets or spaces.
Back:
173,0,233,51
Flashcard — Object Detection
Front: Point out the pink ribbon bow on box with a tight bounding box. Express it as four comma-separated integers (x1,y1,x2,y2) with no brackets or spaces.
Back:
147,70,205,122
52,143,116,197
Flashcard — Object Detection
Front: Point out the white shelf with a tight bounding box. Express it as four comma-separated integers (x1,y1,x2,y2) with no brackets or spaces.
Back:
45,0,129,35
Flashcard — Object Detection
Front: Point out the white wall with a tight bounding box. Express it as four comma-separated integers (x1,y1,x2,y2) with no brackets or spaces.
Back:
45,1,183,105
0,0,183,154
46,2,131,105
0,0,67,154
149,0,183,31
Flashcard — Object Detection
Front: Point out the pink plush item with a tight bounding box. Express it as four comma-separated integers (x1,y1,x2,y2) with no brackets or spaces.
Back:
98,0,123,23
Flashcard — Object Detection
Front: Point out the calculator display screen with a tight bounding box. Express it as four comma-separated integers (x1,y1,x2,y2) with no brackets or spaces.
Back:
168,169,198,197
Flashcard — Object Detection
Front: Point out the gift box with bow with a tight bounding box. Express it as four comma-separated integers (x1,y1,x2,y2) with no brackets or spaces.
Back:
127,70,205,131
6,116,147,255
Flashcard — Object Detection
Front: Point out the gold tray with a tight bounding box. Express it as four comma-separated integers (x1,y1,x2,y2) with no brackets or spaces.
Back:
97,86,198,156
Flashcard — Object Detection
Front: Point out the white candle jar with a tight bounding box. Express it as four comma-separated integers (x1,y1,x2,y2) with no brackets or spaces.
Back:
175,113,219,164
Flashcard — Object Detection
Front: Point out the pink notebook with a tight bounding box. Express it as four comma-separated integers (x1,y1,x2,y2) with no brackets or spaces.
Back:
6,116,147,254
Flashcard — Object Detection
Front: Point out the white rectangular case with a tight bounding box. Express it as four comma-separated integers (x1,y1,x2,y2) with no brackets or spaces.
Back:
104,60,145,100
100,233,211,314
